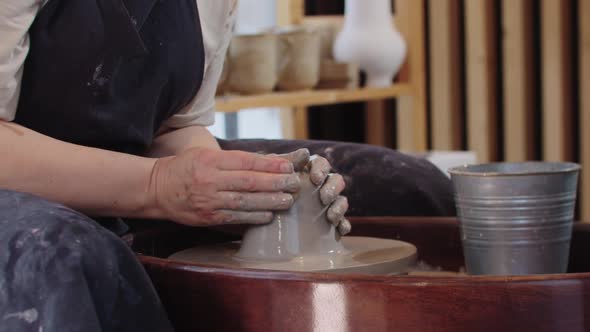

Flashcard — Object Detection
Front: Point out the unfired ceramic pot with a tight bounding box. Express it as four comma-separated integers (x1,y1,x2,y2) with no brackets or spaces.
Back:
276,26,321,91
333,0,407,87
227,32,278,94
304,21,341,60
236,172,344,261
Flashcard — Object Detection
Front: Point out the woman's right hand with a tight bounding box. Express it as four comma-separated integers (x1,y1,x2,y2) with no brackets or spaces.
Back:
147,147,300,226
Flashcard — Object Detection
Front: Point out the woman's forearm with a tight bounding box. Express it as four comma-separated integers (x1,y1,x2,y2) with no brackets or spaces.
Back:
148,125,220,157
0,121,157,218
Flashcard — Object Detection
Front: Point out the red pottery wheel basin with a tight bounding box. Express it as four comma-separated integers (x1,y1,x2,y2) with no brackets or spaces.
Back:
126,217,590,332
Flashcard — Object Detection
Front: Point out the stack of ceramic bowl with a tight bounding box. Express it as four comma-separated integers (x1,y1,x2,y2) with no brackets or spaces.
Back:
218,25,322,95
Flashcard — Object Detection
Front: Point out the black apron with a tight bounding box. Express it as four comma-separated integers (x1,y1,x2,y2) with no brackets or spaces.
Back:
15,0,205,156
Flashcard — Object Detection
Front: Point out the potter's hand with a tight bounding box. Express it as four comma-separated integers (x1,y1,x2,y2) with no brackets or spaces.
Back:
310,156,351,235
275,149,351,235
148,147,300,226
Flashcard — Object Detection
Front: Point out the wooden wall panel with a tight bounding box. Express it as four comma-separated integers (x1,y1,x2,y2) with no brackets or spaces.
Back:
427,0,462,150
277,0,308,139
279,108,295,139
579,0,590,222
277,0,304,25
464,0,498,162
293,106,309,139
501,0,536,162
365,101,391,147
541,0,574,161
396,0,428,152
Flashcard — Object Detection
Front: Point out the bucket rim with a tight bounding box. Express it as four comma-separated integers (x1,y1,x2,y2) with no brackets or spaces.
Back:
448,161,581,177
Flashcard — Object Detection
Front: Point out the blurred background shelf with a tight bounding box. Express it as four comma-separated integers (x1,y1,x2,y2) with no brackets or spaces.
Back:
215,84,413,112
214,0,427,149
214,0,590,221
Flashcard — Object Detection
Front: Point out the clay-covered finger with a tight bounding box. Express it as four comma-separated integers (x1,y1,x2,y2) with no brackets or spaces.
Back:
320,174,346,205
216,150,294,173
309,156,331,185
218,172,301,193
327,196,349,225
337,218,352,235
271,148,310,172
214,210,274,225
218,192,294,211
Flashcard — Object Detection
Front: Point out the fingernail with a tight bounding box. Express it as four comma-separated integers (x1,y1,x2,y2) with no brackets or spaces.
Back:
311,171,327,185
275,194,294,209
260,212,274,224
327,208,342,225
280,162,294,173
284,174,301,192
321,186,336,205
338,220,352,235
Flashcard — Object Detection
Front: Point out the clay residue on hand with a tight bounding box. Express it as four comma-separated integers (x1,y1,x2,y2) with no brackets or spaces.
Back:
327,196,348,224
309,156,331,185
320,174,344,205
337,219,351,235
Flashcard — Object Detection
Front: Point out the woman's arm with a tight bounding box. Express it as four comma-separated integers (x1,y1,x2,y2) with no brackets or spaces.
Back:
148,125,220,157
0,121,157,218
1,121,299,226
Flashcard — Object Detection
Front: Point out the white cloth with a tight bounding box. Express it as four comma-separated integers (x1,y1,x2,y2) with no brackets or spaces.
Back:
0,0,236,128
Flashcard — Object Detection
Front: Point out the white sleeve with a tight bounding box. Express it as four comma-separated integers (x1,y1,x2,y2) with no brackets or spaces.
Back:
0,0,42,122
161,0,237,129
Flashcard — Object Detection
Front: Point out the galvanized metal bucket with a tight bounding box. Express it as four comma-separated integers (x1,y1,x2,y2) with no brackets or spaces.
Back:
448,162,581,275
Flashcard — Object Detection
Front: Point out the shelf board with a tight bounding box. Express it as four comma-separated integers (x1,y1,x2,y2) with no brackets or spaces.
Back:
215,84,413,112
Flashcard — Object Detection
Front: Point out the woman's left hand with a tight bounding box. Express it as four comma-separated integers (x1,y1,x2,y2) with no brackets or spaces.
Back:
275,149,351,235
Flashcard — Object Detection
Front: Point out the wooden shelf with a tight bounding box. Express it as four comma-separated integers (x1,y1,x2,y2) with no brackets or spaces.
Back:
215,84,413,112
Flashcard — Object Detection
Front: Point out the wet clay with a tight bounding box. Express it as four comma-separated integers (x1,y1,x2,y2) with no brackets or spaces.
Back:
169,171,417,275
235,172,345,261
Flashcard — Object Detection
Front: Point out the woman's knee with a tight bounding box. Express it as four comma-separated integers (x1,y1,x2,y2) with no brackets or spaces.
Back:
0,190,170,331
0,190,131,277
0,190,116,250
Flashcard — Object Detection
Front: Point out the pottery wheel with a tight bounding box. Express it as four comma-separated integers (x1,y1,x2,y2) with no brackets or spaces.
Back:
169,170,417,275
169,236,417,275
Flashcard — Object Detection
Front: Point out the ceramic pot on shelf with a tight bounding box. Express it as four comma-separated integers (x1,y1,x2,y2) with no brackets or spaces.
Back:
227,32,278,95
332,0,407,87
276,26,321,91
